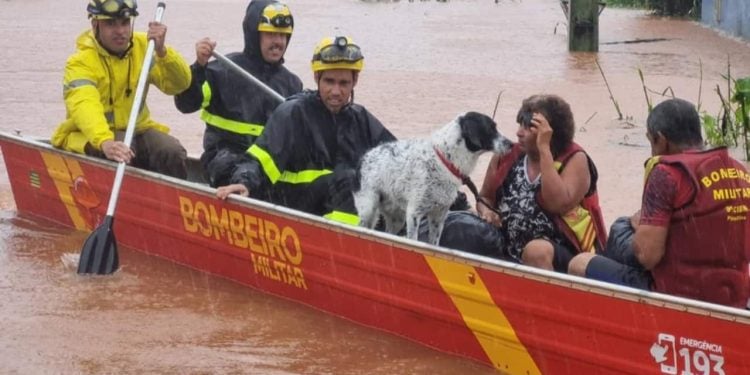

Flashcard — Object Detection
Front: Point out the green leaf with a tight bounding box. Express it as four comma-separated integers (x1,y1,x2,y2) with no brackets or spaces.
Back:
737,77,750,95
733,77,750,102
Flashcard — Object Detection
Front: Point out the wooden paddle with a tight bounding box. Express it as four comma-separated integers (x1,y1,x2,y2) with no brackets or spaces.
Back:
78,2,167,275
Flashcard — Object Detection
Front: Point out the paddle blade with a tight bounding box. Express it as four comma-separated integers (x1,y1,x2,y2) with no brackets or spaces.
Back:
77,216,119,275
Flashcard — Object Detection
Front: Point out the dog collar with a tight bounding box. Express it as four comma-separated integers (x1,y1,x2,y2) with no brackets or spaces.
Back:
433,146,496,215
433,147,466,181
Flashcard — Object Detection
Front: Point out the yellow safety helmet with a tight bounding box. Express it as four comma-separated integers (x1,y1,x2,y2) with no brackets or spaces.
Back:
258,2,293,34
87,0,138,20
311,36,364,73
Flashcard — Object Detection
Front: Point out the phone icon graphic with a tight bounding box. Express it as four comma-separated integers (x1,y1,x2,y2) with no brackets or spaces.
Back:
657,333,677,374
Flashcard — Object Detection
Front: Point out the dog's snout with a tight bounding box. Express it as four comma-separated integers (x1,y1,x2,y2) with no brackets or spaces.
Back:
493,136,514,154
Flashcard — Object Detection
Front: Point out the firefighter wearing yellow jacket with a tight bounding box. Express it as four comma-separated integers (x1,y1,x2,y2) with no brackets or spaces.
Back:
51,0,191,178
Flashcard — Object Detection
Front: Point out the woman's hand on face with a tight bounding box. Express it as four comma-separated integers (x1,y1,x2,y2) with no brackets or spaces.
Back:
530,113,553,151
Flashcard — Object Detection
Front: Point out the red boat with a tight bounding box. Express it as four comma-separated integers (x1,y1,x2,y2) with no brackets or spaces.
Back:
1,131,748,374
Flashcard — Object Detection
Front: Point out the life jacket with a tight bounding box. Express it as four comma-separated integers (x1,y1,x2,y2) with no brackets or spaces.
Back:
647,148,750,308
484,143,607,253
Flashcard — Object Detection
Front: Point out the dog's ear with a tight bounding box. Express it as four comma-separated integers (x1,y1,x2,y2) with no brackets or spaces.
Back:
460,112,497,152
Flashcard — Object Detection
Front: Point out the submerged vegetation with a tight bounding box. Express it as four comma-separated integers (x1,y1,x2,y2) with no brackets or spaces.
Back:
636,57,750,160
606,0,701,18
701,74,750,161
598,54,750,160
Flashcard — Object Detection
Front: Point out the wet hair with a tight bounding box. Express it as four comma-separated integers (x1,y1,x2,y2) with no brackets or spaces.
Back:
516,94,575,157
646,98,703,149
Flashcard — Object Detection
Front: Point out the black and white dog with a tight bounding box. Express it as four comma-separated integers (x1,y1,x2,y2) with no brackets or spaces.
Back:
354,112,513,245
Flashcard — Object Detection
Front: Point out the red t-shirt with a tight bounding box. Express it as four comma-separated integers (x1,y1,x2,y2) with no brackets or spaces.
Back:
638,164,696,227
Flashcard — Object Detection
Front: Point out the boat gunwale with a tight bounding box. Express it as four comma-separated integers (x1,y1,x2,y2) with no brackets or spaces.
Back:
2,130,749,323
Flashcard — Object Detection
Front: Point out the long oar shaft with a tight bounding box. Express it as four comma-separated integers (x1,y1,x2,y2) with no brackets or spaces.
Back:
78,3,167,275
105,2,166,217
211,50,285,104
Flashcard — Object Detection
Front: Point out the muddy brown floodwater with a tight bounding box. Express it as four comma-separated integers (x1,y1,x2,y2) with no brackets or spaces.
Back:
1,0,749,373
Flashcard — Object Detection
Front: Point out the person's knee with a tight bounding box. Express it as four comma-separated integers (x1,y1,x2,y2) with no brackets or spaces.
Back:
522,240,554,270
157,136,187,159
157,148,188,178
568,252,596,276
145,131,187,178
604,216,637,262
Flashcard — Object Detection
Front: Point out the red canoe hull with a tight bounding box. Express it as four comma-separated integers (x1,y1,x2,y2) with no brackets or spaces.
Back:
2,132,748,374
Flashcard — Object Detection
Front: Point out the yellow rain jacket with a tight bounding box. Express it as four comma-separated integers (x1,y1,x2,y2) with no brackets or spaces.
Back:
51,30,190,154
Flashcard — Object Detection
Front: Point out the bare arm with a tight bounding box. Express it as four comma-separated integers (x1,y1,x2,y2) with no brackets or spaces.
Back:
532,113,590,214
631,165,680,270
632,223,668,270
539,151,590,214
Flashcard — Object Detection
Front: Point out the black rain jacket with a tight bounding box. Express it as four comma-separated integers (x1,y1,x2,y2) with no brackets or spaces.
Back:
174,0,302,185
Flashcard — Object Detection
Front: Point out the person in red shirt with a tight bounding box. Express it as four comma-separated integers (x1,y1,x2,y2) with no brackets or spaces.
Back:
569,98,750,308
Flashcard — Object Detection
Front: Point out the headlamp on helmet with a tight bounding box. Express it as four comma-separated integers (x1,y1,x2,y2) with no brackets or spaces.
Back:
311,36,364,73
258,3,293,34
87,0,138,20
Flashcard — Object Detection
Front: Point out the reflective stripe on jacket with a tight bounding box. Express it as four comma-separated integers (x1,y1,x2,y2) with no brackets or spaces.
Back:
198,80,264,136
51,30,190,154
232,90,396,216
247,143,332,185
175,52,302,152
173,0,303,154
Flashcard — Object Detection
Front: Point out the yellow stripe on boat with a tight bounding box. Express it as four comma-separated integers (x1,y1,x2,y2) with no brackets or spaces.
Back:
426,255,541,374
40,152,88,230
